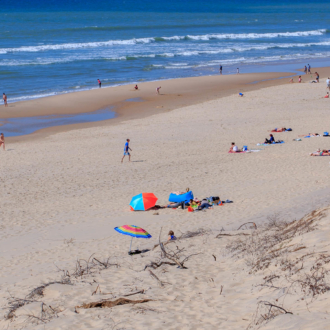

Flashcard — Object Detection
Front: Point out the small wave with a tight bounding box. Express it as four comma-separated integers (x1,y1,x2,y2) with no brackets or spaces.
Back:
158,29,327,42
0,29,327,54
0,37,155,53
1,40,330,67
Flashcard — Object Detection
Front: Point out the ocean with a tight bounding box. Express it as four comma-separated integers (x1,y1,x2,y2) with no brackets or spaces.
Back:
1,0,330,102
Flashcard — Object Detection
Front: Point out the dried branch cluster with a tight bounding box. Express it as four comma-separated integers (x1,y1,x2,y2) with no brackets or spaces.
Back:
225,209,330,329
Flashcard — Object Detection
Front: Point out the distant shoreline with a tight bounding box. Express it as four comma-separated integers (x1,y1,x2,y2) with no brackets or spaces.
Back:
4,66,330,142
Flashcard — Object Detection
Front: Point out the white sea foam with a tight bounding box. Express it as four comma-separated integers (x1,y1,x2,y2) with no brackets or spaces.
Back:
0,29,326,54
1,40,329,67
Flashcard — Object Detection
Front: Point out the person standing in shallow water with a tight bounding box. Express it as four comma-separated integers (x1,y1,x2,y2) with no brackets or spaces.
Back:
3,93,7,107
97,79,101,88
219,65,222,75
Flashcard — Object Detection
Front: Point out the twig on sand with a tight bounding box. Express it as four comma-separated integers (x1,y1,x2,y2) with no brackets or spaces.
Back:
77,298,152,309
148,270,167,287
237,222,257,231
144,261,176,270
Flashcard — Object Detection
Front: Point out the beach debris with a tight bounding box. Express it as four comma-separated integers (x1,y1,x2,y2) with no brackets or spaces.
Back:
144,261,176,270
237,222,257,230
148,270,168,287
77,298,152,309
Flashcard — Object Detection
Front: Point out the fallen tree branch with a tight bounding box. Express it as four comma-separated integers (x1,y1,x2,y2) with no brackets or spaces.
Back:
144,261,176,270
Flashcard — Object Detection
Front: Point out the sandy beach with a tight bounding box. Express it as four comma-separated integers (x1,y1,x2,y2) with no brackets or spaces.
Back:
1,71,330,329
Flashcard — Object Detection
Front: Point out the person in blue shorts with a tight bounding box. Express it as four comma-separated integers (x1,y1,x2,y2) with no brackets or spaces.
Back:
121,139,132,163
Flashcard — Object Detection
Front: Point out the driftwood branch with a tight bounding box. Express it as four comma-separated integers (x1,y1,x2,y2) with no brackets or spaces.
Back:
144,261,176,270
262,301,293,314
237,222,257,230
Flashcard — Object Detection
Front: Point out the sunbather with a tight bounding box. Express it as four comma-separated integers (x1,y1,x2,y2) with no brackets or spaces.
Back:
310,149,330,156
171,187,190,195
271,127,286,132
229,142,241,152
298,133,320,137
264,134,275,144
197,199,213,210
167,202,185,209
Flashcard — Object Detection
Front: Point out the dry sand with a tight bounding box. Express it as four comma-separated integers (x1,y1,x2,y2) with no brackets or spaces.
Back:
1,73,330,329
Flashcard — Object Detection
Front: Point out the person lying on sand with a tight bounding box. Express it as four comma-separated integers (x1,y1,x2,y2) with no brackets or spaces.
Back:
0,133,5,151
166,202,186,209
229,142,241,152
271,127,287,132
264,134,275,144
310,149,330,156
171,187,190,195
298,133,320,137
197,199,213,210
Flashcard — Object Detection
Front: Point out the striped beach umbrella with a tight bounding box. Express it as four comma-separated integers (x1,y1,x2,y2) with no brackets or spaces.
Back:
114,225,152,253
129,193,158,211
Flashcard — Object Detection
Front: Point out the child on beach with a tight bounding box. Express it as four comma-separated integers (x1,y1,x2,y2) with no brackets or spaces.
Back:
121,139,132,163
0,133,5,150
315,72,319,83
97,79,101,88
135,85,138,90
168,231,177,240
156,86,161,94
298,76,302,83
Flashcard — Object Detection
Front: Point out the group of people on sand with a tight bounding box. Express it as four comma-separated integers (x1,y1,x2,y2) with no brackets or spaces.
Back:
166,197,220,211
153,188,222,211
310,149,330,156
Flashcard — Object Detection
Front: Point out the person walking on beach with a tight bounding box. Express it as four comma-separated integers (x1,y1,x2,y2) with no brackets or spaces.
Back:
156,86,161,94
308,64,311,74
326,77,330,91
0,133,5,151
121,139,132,163
219,65,222,75
3,93,7,107
304,66,307,74
97,79,101,88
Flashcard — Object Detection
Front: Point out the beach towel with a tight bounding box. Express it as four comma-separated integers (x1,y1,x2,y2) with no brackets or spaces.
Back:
257,141,284,146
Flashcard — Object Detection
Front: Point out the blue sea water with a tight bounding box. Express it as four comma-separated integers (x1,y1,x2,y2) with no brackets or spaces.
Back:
0,0,330,103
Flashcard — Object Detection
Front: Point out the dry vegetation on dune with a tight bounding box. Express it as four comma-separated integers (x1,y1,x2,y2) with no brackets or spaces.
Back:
2,208,330,329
